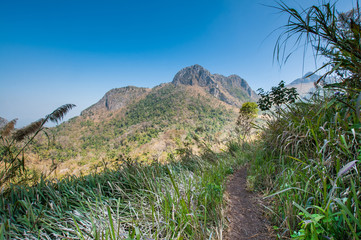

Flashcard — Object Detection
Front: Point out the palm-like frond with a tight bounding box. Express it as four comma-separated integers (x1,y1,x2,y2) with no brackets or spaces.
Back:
0,103,75,190
46,104,76,124
274,1,361,90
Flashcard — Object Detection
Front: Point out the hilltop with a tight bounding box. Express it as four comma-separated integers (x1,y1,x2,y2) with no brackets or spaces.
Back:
81,64,257,118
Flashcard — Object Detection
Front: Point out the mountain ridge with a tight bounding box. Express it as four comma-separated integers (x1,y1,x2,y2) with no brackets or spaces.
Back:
289,72,320,85
81,64,257,120
81,86,151,117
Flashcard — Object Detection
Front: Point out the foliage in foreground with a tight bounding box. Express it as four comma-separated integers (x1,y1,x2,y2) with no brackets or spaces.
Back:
0,104,75,191
249,1,361,238
0,142,248,239
275,0,361,91
250,91,361,239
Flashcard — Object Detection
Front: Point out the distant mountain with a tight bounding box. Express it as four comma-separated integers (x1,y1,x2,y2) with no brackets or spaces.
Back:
0,117,8,128
287,72,324,98
32,65,257,175
289,72,321,85
82,65,257,119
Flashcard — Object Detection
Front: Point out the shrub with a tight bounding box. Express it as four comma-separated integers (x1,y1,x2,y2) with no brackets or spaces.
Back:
236,102,259,141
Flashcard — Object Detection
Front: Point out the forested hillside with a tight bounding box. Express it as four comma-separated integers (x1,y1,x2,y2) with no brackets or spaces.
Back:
28,65,256,175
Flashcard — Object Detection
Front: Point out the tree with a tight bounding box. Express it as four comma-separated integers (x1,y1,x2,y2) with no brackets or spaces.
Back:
0,104,75,190
236,102,259,141
257,81,298,111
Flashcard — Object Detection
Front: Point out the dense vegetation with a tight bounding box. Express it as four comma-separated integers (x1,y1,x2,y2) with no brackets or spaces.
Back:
250,92,361,239
248,1,361,239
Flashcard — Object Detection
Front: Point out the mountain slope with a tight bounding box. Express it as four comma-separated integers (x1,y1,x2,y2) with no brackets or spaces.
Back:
289,72,321,85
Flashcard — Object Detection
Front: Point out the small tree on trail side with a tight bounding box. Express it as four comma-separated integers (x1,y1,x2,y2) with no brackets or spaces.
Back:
0,104,75,190
236,102,259,142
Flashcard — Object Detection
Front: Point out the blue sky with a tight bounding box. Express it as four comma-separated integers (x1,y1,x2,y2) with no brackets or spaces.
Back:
0,0,355,127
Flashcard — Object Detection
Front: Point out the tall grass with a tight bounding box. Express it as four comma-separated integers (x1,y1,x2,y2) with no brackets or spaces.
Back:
249,90,361,239
259,2,361,237
0,143,247,239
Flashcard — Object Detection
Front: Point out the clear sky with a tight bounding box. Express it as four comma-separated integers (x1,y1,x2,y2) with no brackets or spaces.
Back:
0,0,356,127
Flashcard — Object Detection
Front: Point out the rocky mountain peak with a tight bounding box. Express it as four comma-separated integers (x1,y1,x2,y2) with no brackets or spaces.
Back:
172,64,216,87
172,65,257,107
81,65,258,119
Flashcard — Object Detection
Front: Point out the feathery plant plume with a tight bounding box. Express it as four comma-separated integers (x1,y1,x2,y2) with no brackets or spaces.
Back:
47,103,76,124
0,119,17,137
12,118,44,142
12,104,76,142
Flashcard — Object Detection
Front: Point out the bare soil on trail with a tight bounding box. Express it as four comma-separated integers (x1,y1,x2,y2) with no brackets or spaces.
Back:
224,167,274,240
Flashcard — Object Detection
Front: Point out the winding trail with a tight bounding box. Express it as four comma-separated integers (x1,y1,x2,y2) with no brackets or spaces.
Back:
224,167,274,240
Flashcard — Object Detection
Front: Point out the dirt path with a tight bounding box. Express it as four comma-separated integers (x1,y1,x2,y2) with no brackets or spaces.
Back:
224,167,274,240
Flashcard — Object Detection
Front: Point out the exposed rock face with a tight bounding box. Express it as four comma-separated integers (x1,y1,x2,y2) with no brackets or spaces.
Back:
81,86,150,116
214,74,258,99
173,64,215,87
0,117,8,128
172,64,257,107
